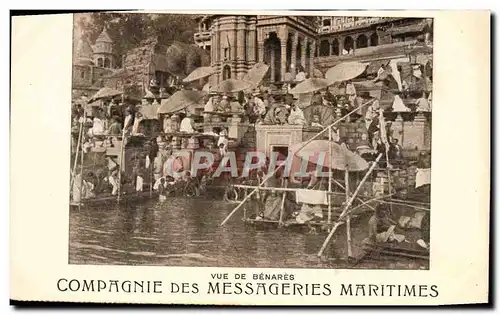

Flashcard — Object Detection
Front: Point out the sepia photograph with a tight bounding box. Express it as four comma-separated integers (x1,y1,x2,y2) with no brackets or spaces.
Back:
68,12,433,270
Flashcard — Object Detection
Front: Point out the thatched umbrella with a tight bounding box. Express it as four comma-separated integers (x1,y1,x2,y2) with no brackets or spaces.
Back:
183,66,215,83
157,90,206,114
290,140,369,172
88,87,123,103
325,62,369,84
214,79,253,94
290,78,332,94
242,62,270,86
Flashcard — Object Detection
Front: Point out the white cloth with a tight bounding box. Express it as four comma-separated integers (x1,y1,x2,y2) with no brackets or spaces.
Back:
253,97,266,115
346,83,356,96
180,117,194,133
288,107,306,125
416,97,431,112
145,155,150,169
389,59,403,91
295,189,328,205
136,176,144,192
132,117,143,135
109,175,118,195
91,117,105,135
392,95,410,112
204,97,214,112
124,114,133,131
415,168,431,188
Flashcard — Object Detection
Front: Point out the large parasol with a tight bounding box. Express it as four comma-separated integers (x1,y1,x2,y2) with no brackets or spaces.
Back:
290,78,332,94
214,79,253,93
88,87,123,103
182,66,215,83
325,61,369,84
157,90,206,114
289,140,369,172
242,62,270,86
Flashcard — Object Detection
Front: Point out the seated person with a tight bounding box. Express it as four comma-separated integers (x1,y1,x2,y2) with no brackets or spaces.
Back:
179,113,195,133
310,114,324,128
366,204,404,243
288,103,306,125
216,96,231,112
259,190,282,221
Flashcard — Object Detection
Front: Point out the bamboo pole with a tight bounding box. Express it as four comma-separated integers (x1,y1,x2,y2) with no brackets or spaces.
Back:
220,99,374,226
117,130,126,204
317,153,382,257
327,127,333,225
345,169,352,258
278,179,288,226
149,159,153,197
78,138,85,211
70,121,84,189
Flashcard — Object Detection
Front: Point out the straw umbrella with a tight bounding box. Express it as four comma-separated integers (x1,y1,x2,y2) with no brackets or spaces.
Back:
88,87,123,103
157,90,206,114
182,66,215,83
242,62,270,86
214,79,253,94
325,61,369,84
289,78,332,95
289,140,369,172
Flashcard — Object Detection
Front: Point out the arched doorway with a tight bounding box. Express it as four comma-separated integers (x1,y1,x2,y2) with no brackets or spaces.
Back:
97,58,103,67
263,32,281,82
319,39,330,57
286,37,292,73
356,34,368,49
370,33,379,46
222,65,231,80
343,36,354,54
104,58,111,68
331,38,339,56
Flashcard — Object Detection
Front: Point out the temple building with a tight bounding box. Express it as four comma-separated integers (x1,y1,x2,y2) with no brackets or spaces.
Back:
194,15,319,84
193,15,433,85
72,27,117,99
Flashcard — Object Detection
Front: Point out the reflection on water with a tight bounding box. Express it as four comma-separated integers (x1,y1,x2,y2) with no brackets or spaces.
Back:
69,198,427,269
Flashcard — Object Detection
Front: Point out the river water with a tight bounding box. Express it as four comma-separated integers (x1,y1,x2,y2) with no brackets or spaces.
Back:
69,197,427,269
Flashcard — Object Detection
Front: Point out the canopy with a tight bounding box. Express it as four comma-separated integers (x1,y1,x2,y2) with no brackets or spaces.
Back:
214,79,253,93
290,140,369,172
138,103,160,120
290,78,331,94
183,66,215,83
325,62,368,84
157,90,206,114
242,62,269,86
88,87,123,103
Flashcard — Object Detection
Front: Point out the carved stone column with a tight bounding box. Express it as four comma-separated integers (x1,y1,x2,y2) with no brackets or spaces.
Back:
301,37,307,70
309,40,316,77
291,32,298,77
279,26,288,82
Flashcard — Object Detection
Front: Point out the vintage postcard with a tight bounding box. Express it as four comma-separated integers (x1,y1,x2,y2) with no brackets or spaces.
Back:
10,10,490,306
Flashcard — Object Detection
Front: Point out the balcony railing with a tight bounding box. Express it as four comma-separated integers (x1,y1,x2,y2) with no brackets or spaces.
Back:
318,17,402,34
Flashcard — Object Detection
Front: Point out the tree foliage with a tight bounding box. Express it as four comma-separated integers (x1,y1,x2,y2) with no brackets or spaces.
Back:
76,13,198,67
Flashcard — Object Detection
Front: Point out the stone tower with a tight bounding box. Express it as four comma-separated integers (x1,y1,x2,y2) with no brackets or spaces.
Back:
93,26,115,69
